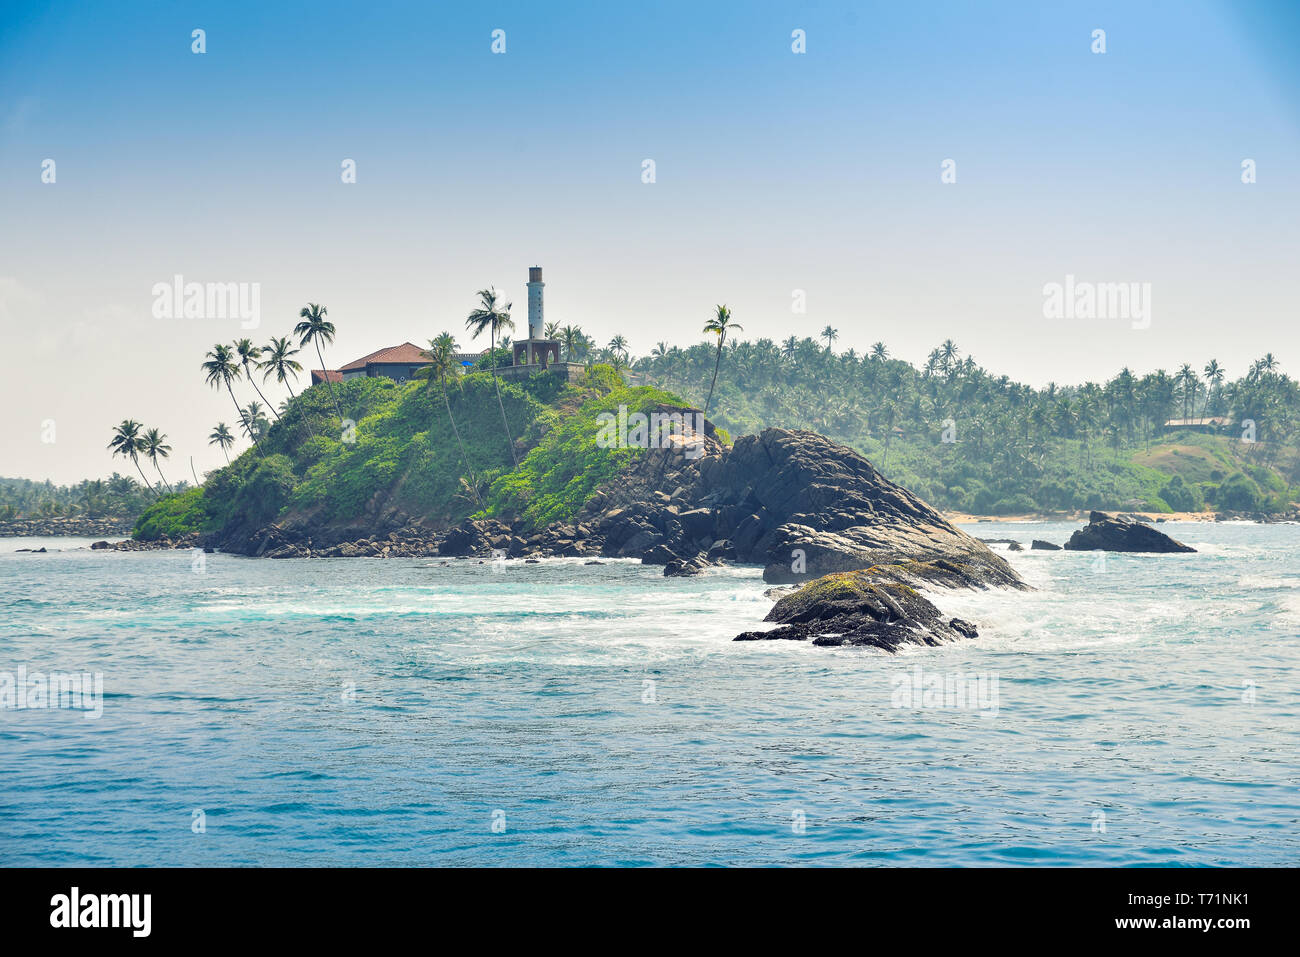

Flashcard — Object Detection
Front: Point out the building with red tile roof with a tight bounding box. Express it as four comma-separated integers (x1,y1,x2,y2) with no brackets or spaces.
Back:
312,342,482,386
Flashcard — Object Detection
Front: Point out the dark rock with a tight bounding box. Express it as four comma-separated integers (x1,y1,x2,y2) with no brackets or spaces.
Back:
676,508,715,540
1007,541,1024,551
735,562,985,652
90,540,111,550
615,527,662,557
640,543,682,565
1064,512,1195,553
663,429,1022,586
1030,539,1061,550
949,618,979,639
663,558,704,577
706,539,736,562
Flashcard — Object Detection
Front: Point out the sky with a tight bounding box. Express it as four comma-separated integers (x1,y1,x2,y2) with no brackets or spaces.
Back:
2,0,1299,483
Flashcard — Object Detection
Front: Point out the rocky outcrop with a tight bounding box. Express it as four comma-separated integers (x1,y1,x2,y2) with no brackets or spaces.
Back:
735,562,983,652
189,426,1027,596
1031,539,1061,551
101,533,200,552
1063,511,1195,553
583,428,1024,587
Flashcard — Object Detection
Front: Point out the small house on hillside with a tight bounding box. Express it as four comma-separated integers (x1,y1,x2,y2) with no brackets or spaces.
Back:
312,342,481,386
1163,416,1231,433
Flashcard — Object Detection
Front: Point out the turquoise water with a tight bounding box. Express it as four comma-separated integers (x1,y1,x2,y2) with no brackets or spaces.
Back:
1,522,1297,866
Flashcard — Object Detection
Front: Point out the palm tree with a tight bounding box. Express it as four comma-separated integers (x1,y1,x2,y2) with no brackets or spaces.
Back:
608,335,629,361
465,287,519,467
234,338,279,420
107,420,158,497
821,325,838,352
259,336,312,437
703,304,743,417
1176,363,1198,421
1203,359,1225,415
239,402,269,441
939,339,960,375
880,402,898,469
421,333,480,505
141,427,174,493
209,423,235,463
203,344,263,453
544,321,560,339
558,324,582,362
869,342,889,362
295,303,342,421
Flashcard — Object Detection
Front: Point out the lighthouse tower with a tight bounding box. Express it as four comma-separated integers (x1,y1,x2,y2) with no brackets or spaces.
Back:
512,265,561,368
527,266,544,339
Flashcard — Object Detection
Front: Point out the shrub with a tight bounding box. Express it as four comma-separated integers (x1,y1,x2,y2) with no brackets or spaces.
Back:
133,487,211,540
1158,474,1202,511
1216,472,1263,512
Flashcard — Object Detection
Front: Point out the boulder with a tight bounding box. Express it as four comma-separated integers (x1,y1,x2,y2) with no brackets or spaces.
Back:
688,429,1023,586
663,557,707,577
735,563,983,652
641,543,682,565
1063,512,1195,553
1030,539,1061,550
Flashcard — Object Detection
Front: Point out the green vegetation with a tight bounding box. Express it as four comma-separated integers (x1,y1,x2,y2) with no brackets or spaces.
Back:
131,486,210,539
132,361,689,541
0,474,161,522
484,372,688,529
635,337,1300,514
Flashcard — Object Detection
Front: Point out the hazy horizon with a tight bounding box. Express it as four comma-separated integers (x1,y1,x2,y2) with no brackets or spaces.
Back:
3,0,1299,483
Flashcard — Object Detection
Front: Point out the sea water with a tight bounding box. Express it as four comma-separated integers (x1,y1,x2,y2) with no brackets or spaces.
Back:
1,522,1296,866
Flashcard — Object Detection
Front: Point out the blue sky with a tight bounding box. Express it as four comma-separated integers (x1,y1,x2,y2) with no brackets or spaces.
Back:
2,0,1299,480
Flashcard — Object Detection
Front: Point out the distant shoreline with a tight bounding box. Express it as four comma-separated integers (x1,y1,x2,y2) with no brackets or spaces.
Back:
947,510,1224,524
0,518,135,538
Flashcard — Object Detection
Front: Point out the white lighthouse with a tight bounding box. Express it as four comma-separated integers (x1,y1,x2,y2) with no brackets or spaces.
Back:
527,266,544,340
511,265,561,368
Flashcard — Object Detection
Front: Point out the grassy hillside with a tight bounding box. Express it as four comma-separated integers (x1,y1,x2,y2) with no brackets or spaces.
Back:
133,365,692,540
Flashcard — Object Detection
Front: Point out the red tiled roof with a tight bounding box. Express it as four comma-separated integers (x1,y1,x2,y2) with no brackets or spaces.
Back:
311,369,343,384
339,342,432,371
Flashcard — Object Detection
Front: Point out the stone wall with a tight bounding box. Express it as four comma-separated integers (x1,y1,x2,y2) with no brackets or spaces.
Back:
0,518,134,537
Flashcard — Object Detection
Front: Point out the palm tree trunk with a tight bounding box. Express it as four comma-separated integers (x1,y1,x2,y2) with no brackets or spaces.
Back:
442,376,481,505
705,344,722,416
245,364,281,420
227,379,264,454
285,382,316,439
154,464,174,494
314,341,343,421
489,328,519,467
131,456,161,499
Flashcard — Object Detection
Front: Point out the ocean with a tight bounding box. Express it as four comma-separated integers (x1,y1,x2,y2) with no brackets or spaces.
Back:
2,521,1297,866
